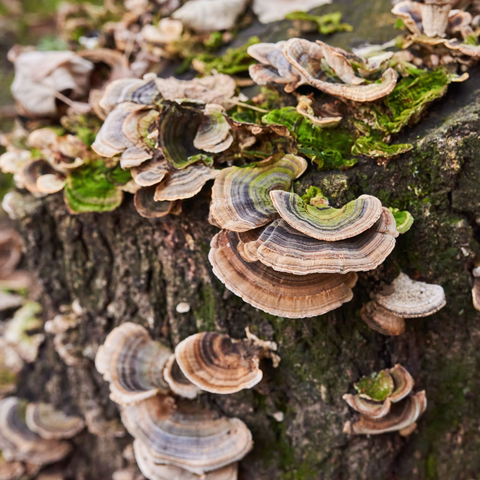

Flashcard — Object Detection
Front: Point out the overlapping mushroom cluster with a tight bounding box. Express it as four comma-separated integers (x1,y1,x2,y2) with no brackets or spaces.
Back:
361,272,446,335
95,323,278,479
208,158,398,317
0,396,84,477
343,364,427,436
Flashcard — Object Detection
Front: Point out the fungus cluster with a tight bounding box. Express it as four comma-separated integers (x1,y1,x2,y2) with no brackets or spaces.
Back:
95,323,272,478
209,160,398,317
343,365,427,436
361,272,446,335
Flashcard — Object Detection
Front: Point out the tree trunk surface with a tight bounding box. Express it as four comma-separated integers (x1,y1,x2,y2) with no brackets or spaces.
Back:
9,1,480,479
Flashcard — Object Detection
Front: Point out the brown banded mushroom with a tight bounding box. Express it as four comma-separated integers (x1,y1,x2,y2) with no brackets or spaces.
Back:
0,452,24,480
175,332,276,394
209,155,308,232
209,229,358,318
133,440,238,480
295,96,343,127
252,208,397,275
0,397,71,465
134,186,179,219
343,365,414,419
472,266,480,311
344,391,427,436
25,403,85,440
121,395,253,475
282,38,398,101
163,355,201,399
360,301,406,336
95,323,172,405
0,229,22,280
193,104,233,153
131,158,171,187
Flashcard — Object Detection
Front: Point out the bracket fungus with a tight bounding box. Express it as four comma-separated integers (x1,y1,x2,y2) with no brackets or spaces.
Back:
95,323,172,405
163,355,201,399
0,397,71,465
175,331,277,394
0,452,24,480
472,266,480,311
25,403,85,440
282,39,398,101
133,187,179,219
361,272,446,335
344,365,426,435
209,155,308,232
209,229,357,318
121,395,253,475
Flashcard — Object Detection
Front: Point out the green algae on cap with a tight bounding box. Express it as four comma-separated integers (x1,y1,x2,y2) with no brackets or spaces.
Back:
355,370,395,402
352,137,413,158
285,11,352,35
210,154,307,232
64,161,124,214
270,191,384,241
390,207,414,234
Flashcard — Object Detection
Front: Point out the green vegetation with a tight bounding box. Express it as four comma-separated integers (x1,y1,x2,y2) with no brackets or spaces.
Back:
354,370,394,402
390,207,414,233
285,11,352,34
352,136,413,158
301,186,328,205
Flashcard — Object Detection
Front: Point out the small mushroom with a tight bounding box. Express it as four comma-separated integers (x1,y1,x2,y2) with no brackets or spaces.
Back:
175,332,275,394
172,0,247,33
193,105,233,153
252,208,397,275
270,191,384,241
131,158,171,187
360,301,406,336
133,440,238,480
154,165,219,202
121,395,253,475
283,38,398,101
95,323,172,405
472,266,480,311
134,187,179,219
141,18,183,45
0,452,24,480
0,397,71,465
163,355,201,399
209,229,357,318
209,155,308,232
26,403,85,440
252,0,331,24
0,338,24,398
295,96,342,127
0,229,22,279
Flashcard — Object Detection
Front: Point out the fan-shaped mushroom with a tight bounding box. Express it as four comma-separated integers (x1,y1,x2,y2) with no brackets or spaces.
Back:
252,0,331,24
163,355,201,399
26,403,85,440
134,187,179,219
131,158,171,187
193,105,233,154
209,155,308,232
95,323,172,405
0,397,71,465
121,395,253,475
472,266,480,311
209,229,357,318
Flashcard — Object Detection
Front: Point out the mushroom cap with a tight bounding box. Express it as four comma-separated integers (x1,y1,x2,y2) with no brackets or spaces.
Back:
154,165,219,202
0,228,22,279
346,391,427,435
36,174,66,194
472,277,480,311
342,395,392,419
25,403,85,440
0,338,23,397
133,440,238,480
209,155,308,232
360,300,406,336
374,272,446,318
163,355,201,399
270,191,384,241
22,160,57,195
175,332,263,394
99,78,149,112
0,452,24,480
131,158,171,187
354,369,395,402
0,397,71,465
283,39,398,102
392,1,424,35
95,323,172,405
209,229,357,318
419,2,452,37
389,364,415,403
134,187,178,219
252,0,331,24
193,106,233,154
121,396,253,475
253,209,397,275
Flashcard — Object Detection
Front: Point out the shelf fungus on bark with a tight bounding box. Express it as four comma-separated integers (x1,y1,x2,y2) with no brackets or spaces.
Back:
0,397,72,465
282,38,398,101
361,272,446,335
133,440,239,480
131,158,171,187
343,365,415,419
121,395,253,475
248,41,308,93
21,160,64,196
95,323,172,405
175,331,278,394
9,49,94,117
0,452,24,480
163,355,201,399
133,186,179,219
344,365,425,435
25,403,85,440
4,302,44,364
209,154,308,232
209,229,357,318
392,0,480,58
295,95,343,127
472,266,480,311
193,104,233,154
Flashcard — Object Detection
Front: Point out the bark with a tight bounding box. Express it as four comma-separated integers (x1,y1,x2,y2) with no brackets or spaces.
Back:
8,1,480,479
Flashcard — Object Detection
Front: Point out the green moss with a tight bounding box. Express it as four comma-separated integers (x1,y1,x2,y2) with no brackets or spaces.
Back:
285,11,352,34
352,136,413,158
301,186,328,205
64,160,124,214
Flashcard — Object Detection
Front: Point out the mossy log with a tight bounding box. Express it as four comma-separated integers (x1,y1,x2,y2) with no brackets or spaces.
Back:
9,1,480,479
